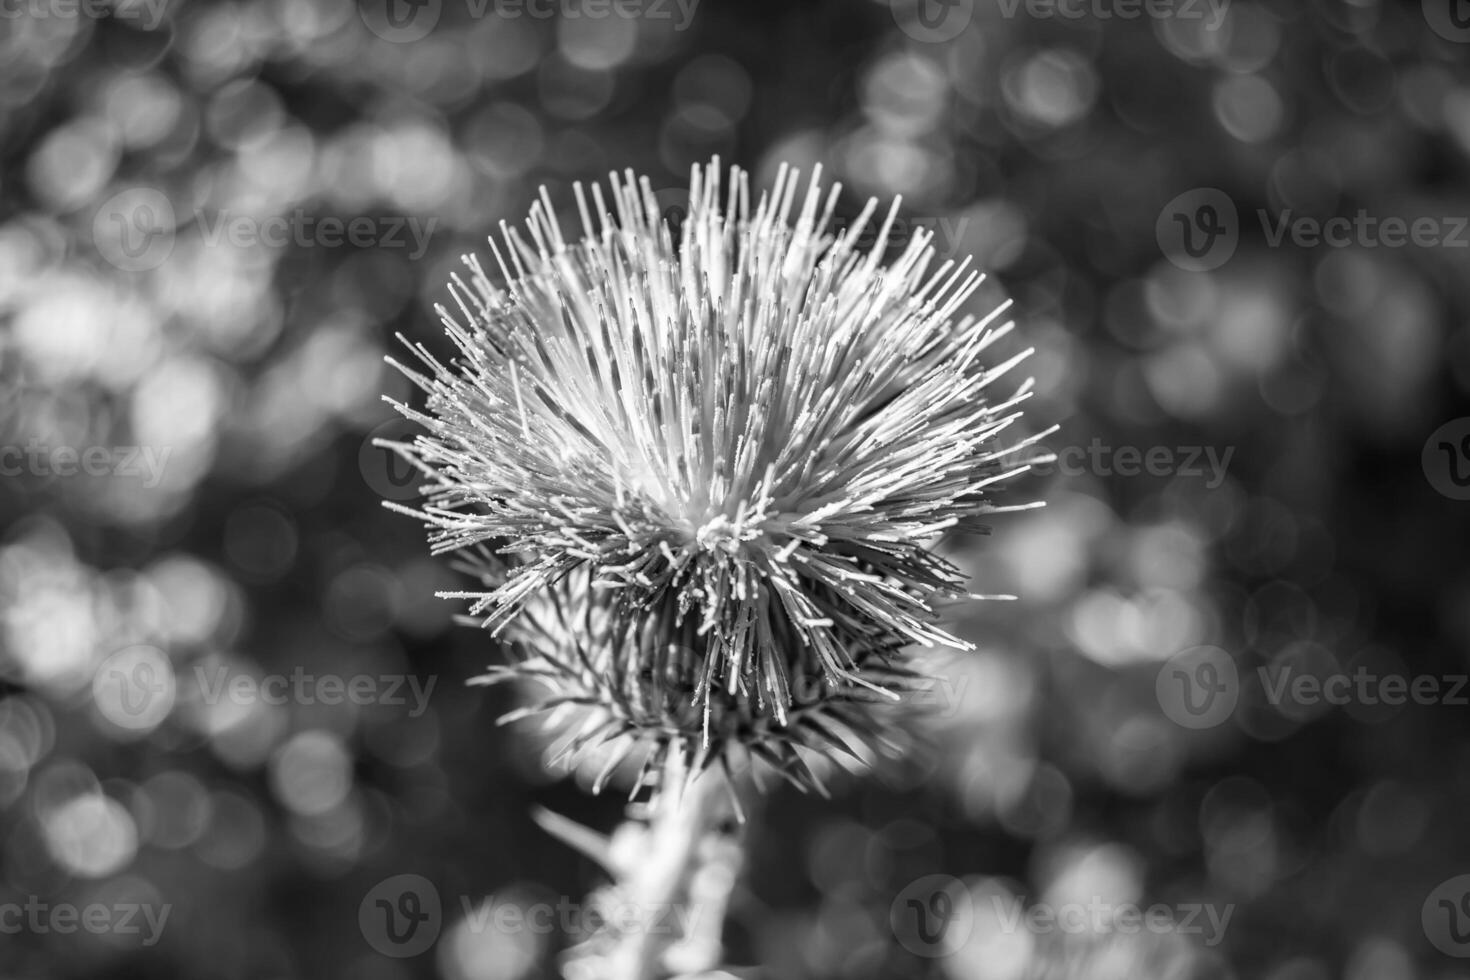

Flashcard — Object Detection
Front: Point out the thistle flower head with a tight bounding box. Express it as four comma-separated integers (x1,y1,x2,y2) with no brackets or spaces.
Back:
386,159,1045,788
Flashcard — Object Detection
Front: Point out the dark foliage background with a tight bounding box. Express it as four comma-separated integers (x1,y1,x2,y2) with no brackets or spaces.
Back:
2,0,1470,977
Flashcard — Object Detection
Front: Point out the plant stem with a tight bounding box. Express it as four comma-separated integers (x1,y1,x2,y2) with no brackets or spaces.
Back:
611,753,738,980
560,751,745,980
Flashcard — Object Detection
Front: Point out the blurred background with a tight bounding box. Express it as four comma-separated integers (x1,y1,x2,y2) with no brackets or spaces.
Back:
3,0,1470,977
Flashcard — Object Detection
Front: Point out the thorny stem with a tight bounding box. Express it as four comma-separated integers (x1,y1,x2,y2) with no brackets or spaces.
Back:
564,752,746,980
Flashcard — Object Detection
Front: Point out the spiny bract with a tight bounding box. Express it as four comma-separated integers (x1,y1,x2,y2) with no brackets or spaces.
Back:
384,159,1046,786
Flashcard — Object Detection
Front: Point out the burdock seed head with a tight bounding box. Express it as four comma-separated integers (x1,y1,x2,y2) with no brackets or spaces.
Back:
383,158,1047,793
